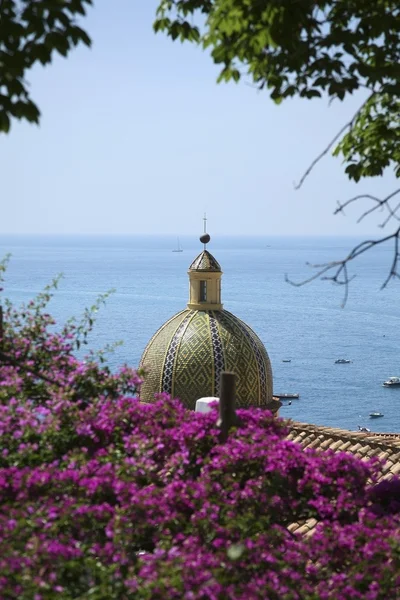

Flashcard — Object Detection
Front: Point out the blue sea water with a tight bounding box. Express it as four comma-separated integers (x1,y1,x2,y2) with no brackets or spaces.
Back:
1,234,399,433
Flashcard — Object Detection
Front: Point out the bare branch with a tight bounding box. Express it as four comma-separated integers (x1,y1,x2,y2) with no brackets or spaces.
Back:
334,189,400,225
379,200,400,229
294,92,375,190
381,233,400,289
286,228,400,306
285,262,338,288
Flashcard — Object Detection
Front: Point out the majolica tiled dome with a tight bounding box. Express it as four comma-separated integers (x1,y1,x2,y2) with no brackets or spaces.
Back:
188,250,221,272
139,235,273,410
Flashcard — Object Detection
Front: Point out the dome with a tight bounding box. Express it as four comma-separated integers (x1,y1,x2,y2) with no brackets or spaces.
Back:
139,227,274,410
139,308,273,410
189,250,221,272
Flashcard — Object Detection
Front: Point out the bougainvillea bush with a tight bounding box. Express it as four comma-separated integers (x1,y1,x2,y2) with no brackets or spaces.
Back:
1,266,400,599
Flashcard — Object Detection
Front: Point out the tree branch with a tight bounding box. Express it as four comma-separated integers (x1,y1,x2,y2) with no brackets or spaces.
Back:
379,200,400,229
294,92,375,190
381,233,400,289
286,228,400,307
334,189,400,225
0,349,64,387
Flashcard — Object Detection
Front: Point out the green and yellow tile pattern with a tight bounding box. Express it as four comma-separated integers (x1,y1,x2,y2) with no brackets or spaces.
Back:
139,308,273,410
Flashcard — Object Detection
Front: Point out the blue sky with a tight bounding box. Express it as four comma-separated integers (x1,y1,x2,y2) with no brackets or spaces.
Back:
0,0,397,236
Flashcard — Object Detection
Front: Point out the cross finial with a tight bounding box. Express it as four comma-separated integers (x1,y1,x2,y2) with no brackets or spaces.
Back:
200,213,210,248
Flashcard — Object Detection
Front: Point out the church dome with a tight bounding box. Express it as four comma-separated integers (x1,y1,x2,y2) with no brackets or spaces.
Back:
188,250,221,272
139,231,273,410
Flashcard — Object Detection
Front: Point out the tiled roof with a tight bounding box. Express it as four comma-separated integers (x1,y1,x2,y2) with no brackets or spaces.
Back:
140,309,273,410
286,421,400,535
189,250,221,272
287,421,400,477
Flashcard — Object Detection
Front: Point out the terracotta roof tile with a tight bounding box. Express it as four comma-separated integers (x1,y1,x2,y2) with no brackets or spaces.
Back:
287,421,400,477
328,439,344,452
296,523,312,535
308,437,325,449
286,420,400,534
381,461,395,475
291,434,306,444
390,462,400,475
319,438,334,450
377,450,390,462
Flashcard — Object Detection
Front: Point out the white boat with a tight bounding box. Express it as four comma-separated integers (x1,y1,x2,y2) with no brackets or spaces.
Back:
369,412,384,418
172,237,183,253
335,359,352,364
383,376,400,387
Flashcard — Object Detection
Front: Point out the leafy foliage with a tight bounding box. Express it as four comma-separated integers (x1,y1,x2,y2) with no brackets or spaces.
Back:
0,258,140,405
1,271,400,598
154,1,400,299
333,93,400,181
0,0,92,132
154,0,400,182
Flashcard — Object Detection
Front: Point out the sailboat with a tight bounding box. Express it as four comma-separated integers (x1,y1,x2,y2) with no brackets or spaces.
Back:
172,237,183,253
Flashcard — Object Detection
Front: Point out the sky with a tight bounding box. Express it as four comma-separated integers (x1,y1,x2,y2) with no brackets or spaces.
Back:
0,0,398,236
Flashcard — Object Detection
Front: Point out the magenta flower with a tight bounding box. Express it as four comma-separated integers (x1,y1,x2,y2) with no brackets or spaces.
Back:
0,275,399,598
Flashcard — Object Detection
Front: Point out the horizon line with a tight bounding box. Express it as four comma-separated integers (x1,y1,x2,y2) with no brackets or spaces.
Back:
0,232,381,238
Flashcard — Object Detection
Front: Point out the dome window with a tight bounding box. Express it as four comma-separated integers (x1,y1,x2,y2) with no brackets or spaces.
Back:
200,280,207,302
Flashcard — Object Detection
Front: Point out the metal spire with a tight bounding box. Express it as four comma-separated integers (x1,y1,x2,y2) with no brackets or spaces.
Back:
200,213,211,248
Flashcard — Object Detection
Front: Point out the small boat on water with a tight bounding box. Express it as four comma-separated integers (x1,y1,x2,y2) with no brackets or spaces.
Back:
383,376,400,387
369,412,384,419
335,359,352,364
274,393,299,400
282,359,291,363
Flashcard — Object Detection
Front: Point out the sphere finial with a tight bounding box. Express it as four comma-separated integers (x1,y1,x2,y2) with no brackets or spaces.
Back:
201,213,210,248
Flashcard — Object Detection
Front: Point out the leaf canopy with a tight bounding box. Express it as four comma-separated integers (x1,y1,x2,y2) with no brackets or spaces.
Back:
154,0,400,181
0,0,92,132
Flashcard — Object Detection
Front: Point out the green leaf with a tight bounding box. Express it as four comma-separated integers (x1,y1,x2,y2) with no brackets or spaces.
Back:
0,0,92,132
154,0,400,182
231,68,240,82
0,112,11,133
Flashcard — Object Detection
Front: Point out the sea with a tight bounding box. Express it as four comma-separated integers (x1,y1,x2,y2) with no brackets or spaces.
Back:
1,234,399,434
